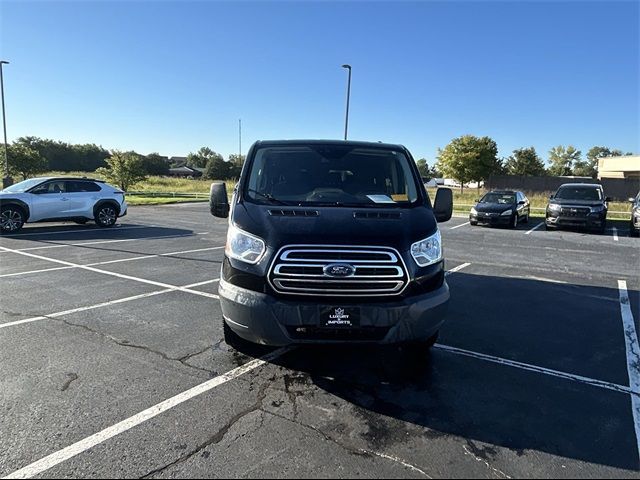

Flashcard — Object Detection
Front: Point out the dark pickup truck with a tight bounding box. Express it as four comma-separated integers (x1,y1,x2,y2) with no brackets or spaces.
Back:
210,140,453,349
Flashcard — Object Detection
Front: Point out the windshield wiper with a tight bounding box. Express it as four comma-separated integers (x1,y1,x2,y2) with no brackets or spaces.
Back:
247,189,290,205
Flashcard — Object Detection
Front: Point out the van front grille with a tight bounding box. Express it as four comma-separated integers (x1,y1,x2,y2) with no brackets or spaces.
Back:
269,245,408,296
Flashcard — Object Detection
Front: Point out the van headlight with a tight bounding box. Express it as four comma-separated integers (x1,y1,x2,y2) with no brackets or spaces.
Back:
226,224,266,264
411,230,442,267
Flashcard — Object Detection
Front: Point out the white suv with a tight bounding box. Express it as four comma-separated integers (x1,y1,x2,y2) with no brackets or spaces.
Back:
0,177,128,233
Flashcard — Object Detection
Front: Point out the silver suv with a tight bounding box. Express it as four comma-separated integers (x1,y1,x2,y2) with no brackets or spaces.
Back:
0,177,128,233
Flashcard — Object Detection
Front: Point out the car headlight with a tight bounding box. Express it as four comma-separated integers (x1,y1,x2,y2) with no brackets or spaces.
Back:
411,230,442,267
590,205,605,213
500,209,512,216
226,224,266,264
470,207,477,215
548,203,561,212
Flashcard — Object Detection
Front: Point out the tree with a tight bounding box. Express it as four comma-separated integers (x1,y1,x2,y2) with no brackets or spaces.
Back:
573,146,624,178
204,156,230,180
96,151,146,191
436,135,500,192
3,144,47,180
186,147,222,169
547,145,581,176
228,154,246,167
142,153,169,175
416,158,430,178
504,147,546,176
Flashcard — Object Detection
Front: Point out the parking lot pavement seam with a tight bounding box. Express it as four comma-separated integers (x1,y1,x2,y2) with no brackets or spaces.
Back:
433,344,638,396
2,347,290,480
139,382,271,479
462,444,511,479
1,231,211,254
0,246,224,279
0,279,219,330
0,245,219,300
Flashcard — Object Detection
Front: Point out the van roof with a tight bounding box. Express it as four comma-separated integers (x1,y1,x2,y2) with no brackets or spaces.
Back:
253,139,406,151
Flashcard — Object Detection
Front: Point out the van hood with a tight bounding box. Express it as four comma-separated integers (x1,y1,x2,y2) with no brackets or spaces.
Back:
231,202,438,252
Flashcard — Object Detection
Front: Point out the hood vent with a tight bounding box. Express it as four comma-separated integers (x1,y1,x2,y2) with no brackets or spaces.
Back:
268,209,320,217
354,211,402,220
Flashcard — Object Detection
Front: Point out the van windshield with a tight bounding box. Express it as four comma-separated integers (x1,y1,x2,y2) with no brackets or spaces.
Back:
245,145,420,207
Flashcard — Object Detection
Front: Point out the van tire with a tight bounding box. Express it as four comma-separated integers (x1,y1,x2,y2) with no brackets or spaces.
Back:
223,318,253,351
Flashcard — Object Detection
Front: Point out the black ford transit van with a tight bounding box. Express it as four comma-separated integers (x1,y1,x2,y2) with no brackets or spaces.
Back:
210,140,453,348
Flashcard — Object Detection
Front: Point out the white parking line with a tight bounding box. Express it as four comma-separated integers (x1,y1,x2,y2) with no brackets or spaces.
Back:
445,262,471,276
450,221,470,230
0,245,218,300
434,344,637,396
617,280,640,459
0,246,224,279
0,279,220,330
2,347,290,479
1,231,210,253
613,227,619,242
524,222,544,235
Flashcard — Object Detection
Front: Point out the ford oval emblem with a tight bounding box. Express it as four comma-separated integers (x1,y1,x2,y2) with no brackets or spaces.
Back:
323,263,356,277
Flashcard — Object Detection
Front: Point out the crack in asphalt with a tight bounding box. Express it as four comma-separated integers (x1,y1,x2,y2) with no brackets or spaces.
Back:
60,372,78,392
463,442,511,479
49,315,217,377
139,382,270,479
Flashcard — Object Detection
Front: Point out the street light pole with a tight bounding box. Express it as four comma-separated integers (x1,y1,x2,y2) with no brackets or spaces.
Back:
0,60,9,183
341,64,351,141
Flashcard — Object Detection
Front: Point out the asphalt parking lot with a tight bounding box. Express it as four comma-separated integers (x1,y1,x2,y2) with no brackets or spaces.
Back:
1,203,639,479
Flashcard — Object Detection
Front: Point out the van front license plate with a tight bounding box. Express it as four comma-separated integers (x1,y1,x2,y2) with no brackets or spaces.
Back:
320,307,361,328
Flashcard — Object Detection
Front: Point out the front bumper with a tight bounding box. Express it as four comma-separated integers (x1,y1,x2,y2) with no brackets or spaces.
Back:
219,278,450,346
546,211,605,229
470,213,512,226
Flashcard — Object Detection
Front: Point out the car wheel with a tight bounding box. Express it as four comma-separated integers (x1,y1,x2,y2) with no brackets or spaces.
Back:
545,222,556,231
0,206,25,234
94,204,118,228
510,213,518,229
631,222,639,237
470,220,478,226
523,213,530,224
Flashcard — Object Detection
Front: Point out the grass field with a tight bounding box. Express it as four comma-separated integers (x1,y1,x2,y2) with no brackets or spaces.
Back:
39,172,632,218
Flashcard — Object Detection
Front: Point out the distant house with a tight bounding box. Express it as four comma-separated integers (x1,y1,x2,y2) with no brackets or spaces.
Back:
169,156,188,167
598,155,640,180
168,166,203,178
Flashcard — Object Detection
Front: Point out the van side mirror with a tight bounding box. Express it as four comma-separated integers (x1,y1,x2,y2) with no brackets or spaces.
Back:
549,194,554,200
605,196,612,203
433,188,453,223
210,182,230,218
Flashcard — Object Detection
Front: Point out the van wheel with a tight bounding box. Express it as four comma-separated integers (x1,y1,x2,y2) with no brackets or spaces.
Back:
223,318,253,351
94,204,118,227
0,206,25,234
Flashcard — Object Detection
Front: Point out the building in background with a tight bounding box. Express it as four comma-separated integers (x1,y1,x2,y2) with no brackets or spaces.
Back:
598,155,640,180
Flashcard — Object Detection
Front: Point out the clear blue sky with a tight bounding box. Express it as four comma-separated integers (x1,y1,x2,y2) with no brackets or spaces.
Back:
1,1,638,164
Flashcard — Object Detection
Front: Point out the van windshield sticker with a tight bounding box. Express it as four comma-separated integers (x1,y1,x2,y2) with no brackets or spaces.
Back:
367,195,395,204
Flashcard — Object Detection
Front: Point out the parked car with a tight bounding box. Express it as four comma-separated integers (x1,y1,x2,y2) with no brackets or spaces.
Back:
0,177,128,234
469,190,530,228
545,183,609,233
209,140,453,350
629,192,640,237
